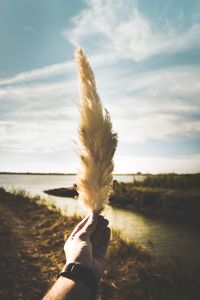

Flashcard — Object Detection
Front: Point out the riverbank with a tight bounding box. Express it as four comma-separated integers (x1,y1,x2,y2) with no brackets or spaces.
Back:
43,174,200,221
0,187,199,299
110,174,200,222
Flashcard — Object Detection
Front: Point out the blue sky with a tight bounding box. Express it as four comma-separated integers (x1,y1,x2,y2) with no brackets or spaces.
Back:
0,0,200,173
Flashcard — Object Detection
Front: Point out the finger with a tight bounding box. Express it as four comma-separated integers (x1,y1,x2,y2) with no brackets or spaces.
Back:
90,215,104,239
98,227,111,257
70,214,90,237
91,217,109,247
80,212,98,236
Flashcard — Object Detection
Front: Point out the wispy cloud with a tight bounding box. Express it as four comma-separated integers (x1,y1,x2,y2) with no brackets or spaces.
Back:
63,0,200,61
0,52,115,86
98,65,200,143
0,80,77,103
0,80,79,154
0,61,74,85
0,119,76,154
115,154,200,173
1,21,33,32
1,64,199,154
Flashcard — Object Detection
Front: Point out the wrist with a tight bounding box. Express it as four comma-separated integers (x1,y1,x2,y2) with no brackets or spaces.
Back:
58,263,98,300
57,276,93,300
65,261,100,281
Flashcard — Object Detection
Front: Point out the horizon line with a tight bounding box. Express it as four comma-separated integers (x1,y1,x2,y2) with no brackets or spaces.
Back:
0,171,199,176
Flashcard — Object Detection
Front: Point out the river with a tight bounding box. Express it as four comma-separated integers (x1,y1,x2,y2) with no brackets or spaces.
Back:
0,174,200,272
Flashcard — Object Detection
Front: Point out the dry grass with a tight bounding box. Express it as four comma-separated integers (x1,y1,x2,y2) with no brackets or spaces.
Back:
0,188,199,300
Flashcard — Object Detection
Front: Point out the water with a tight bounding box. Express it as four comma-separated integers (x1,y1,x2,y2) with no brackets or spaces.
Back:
0,174,200,271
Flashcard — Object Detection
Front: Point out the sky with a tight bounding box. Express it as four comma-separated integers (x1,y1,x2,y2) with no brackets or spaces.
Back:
0,0,200,174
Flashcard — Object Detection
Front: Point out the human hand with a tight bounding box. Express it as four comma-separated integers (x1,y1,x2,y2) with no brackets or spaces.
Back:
64,213,110,280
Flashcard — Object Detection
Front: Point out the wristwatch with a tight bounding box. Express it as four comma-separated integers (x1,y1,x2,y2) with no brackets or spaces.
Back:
58,263,98,299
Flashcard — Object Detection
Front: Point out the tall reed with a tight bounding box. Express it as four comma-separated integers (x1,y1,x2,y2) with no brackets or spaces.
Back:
75,48,118,212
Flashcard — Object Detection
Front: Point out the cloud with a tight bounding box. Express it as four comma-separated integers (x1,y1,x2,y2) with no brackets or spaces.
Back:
98,65,200,143
0,80,79,154
0,80,77,103
114,154,200,173
0,0,199,171
0,63,199,154
63,0,200,61
0,51,116,87
0,61,74,86
0,119,77,154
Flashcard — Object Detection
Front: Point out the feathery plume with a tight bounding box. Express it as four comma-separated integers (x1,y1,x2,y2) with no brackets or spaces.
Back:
75,48,118,213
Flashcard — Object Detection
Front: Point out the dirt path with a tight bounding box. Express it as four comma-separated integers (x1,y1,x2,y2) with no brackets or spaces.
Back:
0,188,78,300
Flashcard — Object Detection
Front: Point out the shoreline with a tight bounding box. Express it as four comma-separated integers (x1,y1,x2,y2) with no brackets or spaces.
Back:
44,186,200,225
109,201,200,227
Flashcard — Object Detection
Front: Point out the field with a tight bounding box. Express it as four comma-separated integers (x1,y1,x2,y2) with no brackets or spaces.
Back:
0,187,199,299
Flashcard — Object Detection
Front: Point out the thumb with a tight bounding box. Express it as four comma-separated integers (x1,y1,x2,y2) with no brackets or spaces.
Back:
81,212,98,235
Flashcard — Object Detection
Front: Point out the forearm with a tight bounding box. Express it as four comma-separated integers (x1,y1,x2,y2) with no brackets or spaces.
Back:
43,276,93,300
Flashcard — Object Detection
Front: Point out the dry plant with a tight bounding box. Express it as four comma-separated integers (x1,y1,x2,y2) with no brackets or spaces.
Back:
75,48,118,213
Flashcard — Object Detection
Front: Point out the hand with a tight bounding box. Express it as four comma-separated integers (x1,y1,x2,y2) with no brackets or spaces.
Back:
64,213,111,280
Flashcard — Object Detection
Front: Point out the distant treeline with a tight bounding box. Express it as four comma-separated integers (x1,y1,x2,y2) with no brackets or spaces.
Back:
0,172,76,175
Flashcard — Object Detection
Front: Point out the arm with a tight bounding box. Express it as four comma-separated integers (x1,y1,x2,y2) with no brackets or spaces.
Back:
42,213,110,300
42,276,92,300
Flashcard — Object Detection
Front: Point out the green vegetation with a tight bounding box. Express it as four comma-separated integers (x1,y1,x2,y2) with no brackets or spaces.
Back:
0,187,199,299
110,174,200,220
133,173,200,189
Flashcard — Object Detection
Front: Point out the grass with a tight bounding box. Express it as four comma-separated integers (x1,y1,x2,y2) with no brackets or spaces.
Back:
103,232,200,300
0,187,199,299
110,174,200,221
133,173,200,189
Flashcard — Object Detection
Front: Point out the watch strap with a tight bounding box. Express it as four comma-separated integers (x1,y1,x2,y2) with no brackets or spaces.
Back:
58,263,98,299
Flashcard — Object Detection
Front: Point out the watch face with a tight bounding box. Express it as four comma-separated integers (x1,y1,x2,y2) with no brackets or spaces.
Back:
65,263,82,273
66,263,76,272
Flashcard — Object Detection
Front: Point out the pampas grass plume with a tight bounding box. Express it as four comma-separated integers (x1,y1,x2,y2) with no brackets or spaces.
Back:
75,48,118,213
